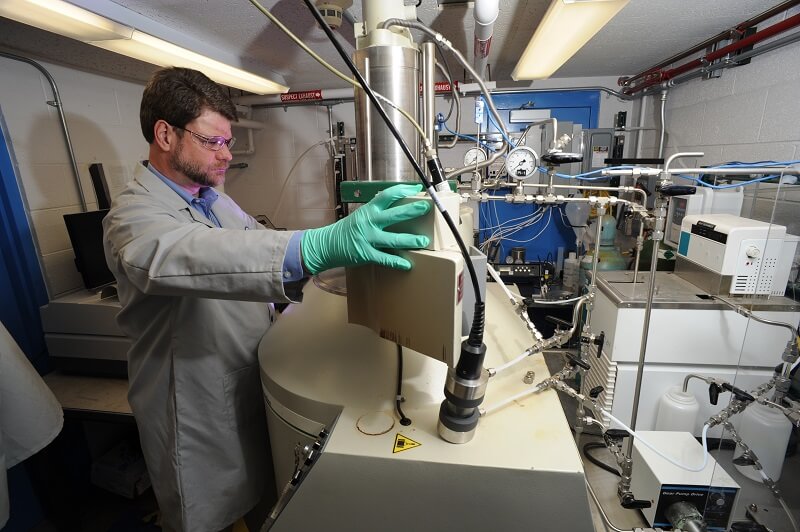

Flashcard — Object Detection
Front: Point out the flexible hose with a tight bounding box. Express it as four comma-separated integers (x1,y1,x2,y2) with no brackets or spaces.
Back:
583,442,621,477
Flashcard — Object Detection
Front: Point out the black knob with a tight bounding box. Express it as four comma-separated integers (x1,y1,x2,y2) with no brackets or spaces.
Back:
594,332,605,357
709,383,722,405
658,185,696,197
620,493,652,510
605,429,630,440
589,386,604,399
566,353,591,370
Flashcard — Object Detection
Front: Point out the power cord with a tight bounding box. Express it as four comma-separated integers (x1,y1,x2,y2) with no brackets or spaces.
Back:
395,344,411,426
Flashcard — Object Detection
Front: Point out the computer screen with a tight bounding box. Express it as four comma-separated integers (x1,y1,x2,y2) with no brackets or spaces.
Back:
63,209,116,290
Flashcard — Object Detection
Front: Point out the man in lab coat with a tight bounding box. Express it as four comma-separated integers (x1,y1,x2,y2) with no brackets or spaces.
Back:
103,67,430,532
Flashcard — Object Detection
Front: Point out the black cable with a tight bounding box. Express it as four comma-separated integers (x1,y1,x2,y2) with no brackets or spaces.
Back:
582,442,620,477
302,0,485,328
396,344,411,426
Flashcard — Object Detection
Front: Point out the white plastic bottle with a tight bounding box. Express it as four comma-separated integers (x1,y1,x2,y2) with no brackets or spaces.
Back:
562,252,579,291
655,386,699,433
733,402,792,482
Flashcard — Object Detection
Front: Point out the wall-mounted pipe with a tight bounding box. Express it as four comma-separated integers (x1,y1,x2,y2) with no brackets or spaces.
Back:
0,51,87,212
621,0,800,89
623,11,800,95
473,0,499,79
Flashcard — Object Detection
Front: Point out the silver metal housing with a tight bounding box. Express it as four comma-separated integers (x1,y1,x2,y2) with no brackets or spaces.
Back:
354,45,419,182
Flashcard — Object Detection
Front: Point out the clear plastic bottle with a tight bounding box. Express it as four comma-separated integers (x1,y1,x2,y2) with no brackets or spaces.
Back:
733,402,791,482
655,386,700,433
562,252,579,291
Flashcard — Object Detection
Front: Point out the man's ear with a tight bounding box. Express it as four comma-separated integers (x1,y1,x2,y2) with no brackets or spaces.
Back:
153,120,174,151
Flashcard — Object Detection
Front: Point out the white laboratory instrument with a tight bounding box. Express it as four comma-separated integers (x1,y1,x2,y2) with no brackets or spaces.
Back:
505,145,538,180
39,289,129,376
258,273,594,531
665,187,743,247
582,271,800,437
631,432,740,531
676,213,798,296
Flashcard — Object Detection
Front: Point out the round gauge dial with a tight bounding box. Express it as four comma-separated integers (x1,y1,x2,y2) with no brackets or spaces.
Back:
506,146,539,180
463,147,488,167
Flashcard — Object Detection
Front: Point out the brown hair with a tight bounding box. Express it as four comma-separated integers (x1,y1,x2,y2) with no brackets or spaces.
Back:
140,67,237,143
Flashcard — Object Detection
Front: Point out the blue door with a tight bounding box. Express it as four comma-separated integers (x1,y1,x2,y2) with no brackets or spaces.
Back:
0,118,48,369
478,91,599,267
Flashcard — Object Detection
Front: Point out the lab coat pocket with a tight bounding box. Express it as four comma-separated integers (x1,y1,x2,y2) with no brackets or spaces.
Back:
222,364,263,433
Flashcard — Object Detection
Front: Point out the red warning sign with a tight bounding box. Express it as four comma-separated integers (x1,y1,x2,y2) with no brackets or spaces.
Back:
280,90,323,102
418,81,459,94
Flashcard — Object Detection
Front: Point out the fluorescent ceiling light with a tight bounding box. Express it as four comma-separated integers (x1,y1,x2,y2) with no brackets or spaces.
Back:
0,0,288,95
512,0,629,80
0,0,132,41
89,31,288,95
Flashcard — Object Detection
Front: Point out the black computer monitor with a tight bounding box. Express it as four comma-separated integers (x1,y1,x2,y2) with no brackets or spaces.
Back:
63,209,116,290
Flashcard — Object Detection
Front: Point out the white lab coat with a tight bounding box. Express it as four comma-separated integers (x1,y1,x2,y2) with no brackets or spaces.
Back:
103,163,302,532
0,322,63,528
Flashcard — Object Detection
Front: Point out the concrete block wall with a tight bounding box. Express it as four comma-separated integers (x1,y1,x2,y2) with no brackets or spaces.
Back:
225,103,355,230
633,18,800,285
638,38,800,168
0,56,147,298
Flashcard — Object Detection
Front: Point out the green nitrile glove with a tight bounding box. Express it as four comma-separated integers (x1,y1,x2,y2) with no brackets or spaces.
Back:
301,184,431,274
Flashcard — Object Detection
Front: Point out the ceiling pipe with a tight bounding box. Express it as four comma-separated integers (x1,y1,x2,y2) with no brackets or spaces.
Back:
473,0,499,79
620,0,800,89
622,10,800,96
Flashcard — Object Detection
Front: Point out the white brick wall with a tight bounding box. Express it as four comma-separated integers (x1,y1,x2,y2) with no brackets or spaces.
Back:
0,57,147,297
637,38,800,230
634,32,800,286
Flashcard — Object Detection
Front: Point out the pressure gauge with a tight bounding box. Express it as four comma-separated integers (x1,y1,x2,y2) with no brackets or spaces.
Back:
463,147,488,167
506,145,539,180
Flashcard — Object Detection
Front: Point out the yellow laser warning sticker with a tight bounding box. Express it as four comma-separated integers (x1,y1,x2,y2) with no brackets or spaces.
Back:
393,433,421,454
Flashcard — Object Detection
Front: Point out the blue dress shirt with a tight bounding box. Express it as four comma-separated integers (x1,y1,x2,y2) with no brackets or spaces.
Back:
147,163,305,282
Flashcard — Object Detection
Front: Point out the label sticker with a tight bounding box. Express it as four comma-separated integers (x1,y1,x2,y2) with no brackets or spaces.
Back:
393,433,421,454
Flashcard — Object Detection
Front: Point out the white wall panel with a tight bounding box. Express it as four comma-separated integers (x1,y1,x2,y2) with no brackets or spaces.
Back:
0,56,146,297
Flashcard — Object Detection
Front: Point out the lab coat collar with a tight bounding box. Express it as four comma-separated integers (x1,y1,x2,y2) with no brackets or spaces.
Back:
133,163,216,228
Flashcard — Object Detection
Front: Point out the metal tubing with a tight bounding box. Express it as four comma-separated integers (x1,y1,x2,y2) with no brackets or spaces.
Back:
519,183,648,209
667,166,800,175
421,42,437,158
626,238,661,456
632,221,644,284
634,95,647,159
658,90,668,160
589,206,605,296
665,151,704,171
712,295,798,342
584,480,628,532
667,30,800,90
621,0,800,88
0,51,87,211
326,105,335,158
625,12,800,95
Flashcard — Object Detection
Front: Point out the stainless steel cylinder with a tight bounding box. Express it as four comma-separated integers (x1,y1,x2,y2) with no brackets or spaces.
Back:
354,45,419,182
421,41,436,155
